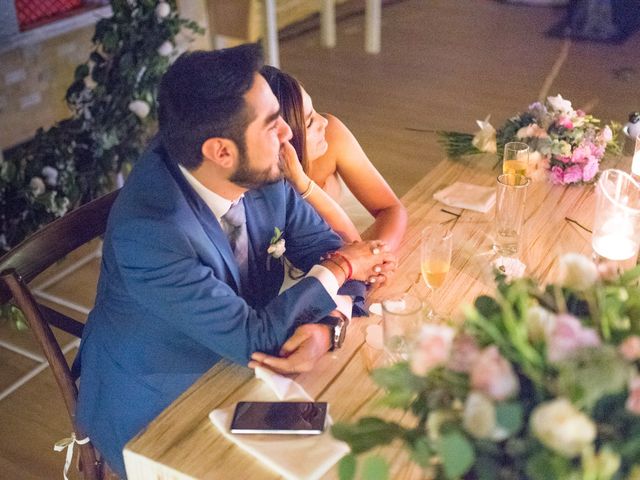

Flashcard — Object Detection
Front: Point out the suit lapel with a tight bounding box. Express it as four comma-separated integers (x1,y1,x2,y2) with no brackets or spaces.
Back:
160,148,242,293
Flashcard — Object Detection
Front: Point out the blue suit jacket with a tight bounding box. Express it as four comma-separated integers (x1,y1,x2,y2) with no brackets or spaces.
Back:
75,143,365,476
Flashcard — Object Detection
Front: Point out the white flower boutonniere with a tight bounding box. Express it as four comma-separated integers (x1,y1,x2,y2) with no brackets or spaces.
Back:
267,227,285,270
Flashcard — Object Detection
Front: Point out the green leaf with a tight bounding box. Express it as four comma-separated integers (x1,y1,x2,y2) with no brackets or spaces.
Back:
332,418,403,454
338,454,357,480
410,435,433,468
495,402,523,436
371,362,422,392
74,64,89,80
437,431,475,479
360,456,389,480
474,295,501,318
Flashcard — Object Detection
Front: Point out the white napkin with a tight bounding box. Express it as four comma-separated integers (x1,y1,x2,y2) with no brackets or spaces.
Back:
209,367,350,480
433,181,496,213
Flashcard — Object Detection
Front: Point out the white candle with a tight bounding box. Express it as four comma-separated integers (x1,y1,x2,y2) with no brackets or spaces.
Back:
593,234,637,261
634,135,640,177
592,216,639,261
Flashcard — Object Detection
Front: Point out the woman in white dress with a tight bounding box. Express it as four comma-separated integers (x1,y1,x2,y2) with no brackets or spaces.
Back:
261,66,407,252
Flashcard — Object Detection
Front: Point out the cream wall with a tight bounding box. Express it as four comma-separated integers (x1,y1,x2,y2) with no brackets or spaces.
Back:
0,0,339,151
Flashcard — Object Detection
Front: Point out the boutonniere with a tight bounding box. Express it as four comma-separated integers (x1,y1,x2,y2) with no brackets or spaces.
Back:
266,227,286,270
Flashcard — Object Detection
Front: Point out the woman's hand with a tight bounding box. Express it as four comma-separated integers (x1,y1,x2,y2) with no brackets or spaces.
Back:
280,141,310,194
335,240,396,284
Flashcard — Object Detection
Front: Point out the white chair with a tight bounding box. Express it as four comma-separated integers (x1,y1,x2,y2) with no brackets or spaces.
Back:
209,0,382,68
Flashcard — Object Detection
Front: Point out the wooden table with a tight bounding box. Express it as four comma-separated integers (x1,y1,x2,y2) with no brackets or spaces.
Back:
124,154,627,479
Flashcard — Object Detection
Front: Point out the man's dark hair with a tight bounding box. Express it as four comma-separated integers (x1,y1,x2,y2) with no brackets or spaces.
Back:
158,43,264,169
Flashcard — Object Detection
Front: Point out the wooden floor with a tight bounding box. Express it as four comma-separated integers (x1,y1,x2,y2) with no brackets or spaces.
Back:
1,0,638,478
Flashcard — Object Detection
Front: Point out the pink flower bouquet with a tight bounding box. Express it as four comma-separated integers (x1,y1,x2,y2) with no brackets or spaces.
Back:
439,95,621,185
333,253,640,480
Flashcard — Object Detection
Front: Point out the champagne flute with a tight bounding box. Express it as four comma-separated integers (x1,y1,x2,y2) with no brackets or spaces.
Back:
503,142,529,179
420,224,453,320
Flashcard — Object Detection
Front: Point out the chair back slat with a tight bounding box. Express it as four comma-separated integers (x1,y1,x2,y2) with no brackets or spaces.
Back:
0,190,120,479
0,189,119,304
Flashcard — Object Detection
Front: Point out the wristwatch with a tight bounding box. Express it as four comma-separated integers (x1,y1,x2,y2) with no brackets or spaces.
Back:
322,315,348,351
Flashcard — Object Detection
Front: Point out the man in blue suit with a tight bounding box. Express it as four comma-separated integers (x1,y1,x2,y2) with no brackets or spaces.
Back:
75,44,395,476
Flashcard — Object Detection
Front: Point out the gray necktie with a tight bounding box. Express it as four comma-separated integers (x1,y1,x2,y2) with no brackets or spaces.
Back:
222,198,248,285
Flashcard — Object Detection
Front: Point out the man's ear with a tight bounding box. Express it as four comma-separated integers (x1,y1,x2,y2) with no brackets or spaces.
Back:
201,137,237,169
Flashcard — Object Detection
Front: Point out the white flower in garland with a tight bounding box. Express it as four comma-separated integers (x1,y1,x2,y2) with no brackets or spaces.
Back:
128,100,150,119
29,177,46,196
157,41,174,57
155,2,171,19
41,166,59,187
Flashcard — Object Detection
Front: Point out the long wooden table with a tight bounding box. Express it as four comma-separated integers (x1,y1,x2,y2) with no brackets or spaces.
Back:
123,154,627,479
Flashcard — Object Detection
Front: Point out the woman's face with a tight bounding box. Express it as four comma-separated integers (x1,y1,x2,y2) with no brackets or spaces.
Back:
301,87,329,162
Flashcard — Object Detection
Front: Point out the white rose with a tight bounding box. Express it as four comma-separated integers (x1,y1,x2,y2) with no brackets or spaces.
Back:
559,253,598,291
157,41,174,57
462,392,508,441
526,305,556,342
30,176,46,196
267,238,286,258
128,100,150,119
530,398,596,458
41,166,58,187
155,1,171,19
472,115,497,154
547,94,573,114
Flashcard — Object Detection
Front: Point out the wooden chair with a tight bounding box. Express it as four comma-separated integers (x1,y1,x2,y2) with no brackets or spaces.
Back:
0,189,120,480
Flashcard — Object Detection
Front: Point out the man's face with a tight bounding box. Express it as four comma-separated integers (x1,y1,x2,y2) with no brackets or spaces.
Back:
229,73,292,189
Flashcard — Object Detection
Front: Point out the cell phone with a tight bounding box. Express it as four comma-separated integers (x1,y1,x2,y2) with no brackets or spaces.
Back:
230,401,328,435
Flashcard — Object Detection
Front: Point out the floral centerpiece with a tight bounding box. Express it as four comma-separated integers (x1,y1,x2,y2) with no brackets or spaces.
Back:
438,95,621,185
333,254,640,480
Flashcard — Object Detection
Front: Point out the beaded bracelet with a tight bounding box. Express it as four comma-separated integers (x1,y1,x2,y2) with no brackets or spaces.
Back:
301,180,316,199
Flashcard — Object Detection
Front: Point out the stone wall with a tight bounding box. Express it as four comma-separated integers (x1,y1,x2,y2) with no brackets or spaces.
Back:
0,0,337,151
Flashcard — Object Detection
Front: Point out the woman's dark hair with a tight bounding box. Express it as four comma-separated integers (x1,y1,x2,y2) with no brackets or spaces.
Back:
158,43,263,169
260,65,309,173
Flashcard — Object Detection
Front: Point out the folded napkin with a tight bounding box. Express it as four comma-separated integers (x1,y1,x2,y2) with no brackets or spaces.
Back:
209,367,350,480
433,181,496,213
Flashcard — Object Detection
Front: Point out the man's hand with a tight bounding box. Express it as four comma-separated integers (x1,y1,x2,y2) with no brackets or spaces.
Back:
248,323,331,374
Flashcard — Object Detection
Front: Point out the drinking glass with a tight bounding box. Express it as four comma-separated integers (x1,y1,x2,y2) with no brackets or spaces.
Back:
503,142,529,178
494,173,530,257
592,169,640,269
381,294,423,362
420,225,453,319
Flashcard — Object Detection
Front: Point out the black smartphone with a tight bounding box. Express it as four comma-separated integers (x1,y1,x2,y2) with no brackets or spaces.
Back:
230,401,328,435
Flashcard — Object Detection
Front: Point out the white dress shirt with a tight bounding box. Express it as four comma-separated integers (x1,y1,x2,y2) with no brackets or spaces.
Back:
178,165,353,319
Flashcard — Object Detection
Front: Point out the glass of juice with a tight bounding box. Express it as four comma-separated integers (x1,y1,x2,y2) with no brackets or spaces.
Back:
420,224,453,320
503,142,529,178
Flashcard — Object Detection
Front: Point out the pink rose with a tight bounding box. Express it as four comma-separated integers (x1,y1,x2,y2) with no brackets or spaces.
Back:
601,125,613,142
626,376,640,415
589,142,605,159
547,314,601,362
447,333,481,373
570,146,589,164
619,336,640,361
410,325,455,376
582,159,599,182
470,346,519,401
550,166,565,184
557,115,574,130
562,165,584,184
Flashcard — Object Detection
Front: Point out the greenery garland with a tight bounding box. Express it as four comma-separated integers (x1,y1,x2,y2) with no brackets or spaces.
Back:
0,0,202,253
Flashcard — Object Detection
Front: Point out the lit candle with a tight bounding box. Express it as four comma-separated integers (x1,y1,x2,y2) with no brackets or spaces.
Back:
632,135,640,177
592,216,638,261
